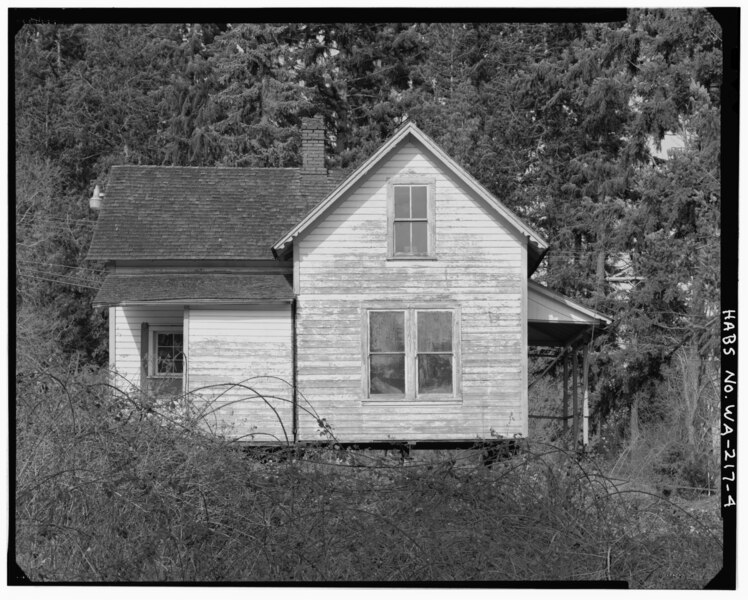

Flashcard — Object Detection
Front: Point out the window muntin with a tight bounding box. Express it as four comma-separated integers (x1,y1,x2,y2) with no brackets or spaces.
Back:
366,308,457,400
392,184,431,257
151,329,184,377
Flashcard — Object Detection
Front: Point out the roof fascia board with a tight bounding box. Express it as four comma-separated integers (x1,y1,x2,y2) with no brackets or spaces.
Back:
528,280,611,324
112,259,290,267
94,298,294,308
528,319,602,326
111,267,292,275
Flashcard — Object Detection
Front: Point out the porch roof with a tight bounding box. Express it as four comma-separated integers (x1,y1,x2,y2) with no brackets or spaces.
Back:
93,272,294,307
527,281,611,346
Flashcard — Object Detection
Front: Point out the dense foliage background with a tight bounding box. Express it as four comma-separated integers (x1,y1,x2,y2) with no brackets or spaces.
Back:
14,11,726,583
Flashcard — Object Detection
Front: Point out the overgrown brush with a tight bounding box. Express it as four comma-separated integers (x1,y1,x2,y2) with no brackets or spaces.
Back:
15,360,722,585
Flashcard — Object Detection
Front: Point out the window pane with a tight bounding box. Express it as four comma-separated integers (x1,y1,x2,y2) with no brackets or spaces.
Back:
158,348,177,373
411,186,428,218
411,221,428,255
418,311,453,352
394,187,410,218
370,311,404,352
394,221,411,254
370,354,405,394
156,331,183,374
418,354,453,394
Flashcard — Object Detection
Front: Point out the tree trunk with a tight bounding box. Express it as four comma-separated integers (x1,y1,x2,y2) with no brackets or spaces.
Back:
630,391,640,444
683,347,699,447
596,249,606,289
562,349,569,441
56,31,62,70
572,349,579,451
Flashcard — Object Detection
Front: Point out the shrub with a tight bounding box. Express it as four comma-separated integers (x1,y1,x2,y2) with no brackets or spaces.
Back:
15,360,722,585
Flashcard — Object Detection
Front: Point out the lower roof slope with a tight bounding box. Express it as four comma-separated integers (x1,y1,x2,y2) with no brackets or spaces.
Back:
93,272,293,307
87,166,343,261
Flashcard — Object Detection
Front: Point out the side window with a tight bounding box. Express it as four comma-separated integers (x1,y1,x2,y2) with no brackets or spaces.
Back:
366,308,457,400
150,329,184,377
388,180,435,258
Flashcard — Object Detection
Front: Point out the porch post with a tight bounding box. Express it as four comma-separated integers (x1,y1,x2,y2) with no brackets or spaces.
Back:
140,322,149,396
291,298,299,443
582,343,590,450
572,347,579,452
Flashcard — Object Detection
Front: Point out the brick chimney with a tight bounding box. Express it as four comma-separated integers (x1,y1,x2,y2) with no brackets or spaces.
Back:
301,115,326,173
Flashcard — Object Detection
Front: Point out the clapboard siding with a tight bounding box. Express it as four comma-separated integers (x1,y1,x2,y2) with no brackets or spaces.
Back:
296,140,527,442
113,305,184,391
187,305,293,442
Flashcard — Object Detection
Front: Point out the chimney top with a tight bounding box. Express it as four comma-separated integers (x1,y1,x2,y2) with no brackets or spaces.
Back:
301,115,326,173
302,115,324,131
90,184,103,211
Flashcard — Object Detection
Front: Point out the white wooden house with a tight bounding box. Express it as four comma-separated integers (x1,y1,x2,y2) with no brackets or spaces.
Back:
87,117,609,446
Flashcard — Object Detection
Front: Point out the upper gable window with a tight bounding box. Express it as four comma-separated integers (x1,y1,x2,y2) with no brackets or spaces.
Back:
388,179,435,259
394,185,428,255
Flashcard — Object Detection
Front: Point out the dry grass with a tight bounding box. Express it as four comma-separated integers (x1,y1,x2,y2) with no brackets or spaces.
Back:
15,361,723,585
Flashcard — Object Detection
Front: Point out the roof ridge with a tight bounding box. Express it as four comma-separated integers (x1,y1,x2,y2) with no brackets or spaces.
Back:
110,164,302,171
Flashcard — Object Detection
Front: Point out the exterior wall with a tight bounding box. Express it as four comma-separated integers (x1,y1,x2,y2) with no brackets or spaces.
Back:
112,305,184,392
295,140,527,442
111,302,293,443
186,305,294,443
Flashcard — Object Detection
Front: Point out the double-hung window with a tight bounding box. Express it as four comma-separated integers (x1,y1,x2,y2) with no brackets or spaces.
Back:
388,180,435,258
368,311,406,395
152,330,184,376
416,310,454,394
366,308,458,400
148,327,185,396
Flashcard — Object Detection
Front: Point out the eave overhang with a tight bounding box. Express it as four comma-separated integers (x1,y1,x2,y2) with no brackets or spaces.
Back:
528,280,612,347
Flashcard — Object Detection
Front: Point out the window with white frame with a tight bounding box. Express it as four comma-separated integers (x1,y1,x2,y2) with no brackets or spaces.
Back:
367,308,457,399
369,311,406,394
416,310,454,394
150,328,184,377
388,180,435,258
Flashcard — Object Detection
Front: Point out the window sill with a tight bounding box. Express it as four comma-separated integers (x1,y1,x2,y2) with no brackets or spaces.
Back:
386,256,438,261
363,397,462,406
146,376,183,396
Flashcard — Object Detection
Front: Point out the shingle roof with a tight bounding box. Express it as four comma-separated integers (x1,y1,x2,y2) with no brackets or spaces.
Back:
93,273,293,307
87,166,344,261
